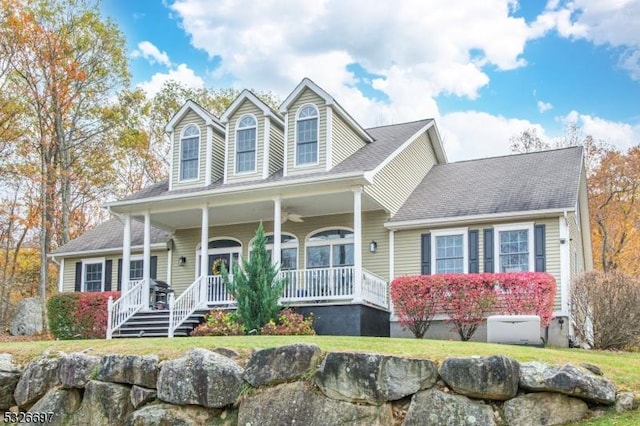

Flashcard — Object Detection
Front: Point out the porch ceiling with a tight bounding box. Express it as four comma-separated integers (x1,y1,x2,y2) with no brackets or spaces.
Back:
143,191,383,230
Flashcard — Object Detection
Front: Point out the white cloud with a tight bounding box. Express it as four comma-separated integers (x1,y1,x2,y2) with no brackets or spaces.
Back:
132,41,172,67
619,49,640,81
537,100,553,113
169,0,531,126
560,110,640,151
137,64,205,97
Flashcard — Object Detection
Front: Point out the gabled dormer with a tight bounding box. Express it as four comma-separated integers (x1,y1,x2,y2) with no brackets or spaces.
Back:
220,90,284,183
279,78,374,177
165,100,226,190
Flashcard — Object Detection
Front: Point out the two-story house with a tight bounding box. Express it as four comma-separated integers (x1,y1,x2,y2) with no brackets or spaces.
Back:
51,78,592,345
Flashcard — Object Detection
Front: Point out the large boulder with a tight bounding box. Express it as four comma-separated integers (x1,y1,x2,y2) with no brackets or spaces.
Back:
130,385,157,409
0,354,21,409
14,355,60,408
58,352,100,388
96,354,159,389
403,387,496,426
243,343,321,386
520,362,617,405
238,381,393,426
9,298,43,336
503,392,589,426
315,352,437,405
438,355,520,400
125,403,235,426
68,380,133,426
27,387,82,426
157,348,243,408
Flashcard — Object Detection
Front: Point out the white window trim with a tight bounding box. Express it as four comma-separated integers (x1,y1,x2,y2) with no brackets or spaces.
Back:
81,257,105,292
494,222,535,273
128,255,144,281
249,232,299,270
179,124,201,182
431,228,468,274
293,103,320,168
234,114,258,175
304,227,354,268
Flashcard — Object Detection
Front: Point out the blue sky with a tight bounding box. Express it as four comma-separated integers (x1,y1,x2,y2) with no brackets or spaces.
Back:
101,0,640,161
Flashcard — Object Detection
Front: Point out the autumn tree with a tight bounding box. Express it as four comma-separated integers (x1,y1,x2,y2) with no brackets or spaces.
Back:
0,0,129,326
509,128,549,153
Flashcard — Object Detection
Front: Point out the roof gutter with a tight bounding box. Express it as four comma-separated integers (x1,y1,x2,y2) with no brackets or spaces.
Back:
385,207,573,230
49,243,168,259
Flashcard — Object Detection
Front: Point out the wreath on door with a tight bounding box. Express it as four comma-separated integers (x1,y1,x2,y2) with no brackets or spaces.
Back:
212,258,225,276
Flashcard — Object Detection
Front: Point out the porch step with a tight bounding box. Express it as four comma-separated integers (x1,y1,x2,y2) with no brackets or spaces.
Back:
113,309,210,338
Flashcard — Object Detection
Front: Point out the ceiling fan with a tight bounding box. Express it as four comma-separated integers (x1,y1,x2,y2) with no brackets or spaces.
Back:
281,208,304,223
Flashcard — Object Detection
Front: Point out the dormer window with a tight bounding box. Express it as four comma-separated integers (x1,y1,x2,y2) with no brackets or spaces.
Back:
236,115,257,173
180,124,200,181
295,104,319,166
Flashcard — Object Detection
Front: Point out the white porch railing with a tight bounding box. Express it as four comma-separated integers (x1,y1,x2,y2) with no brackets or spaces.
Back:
206,275,235,305
106,279,145,339
168,275,206,338
279,267,355,303
362,270,389,309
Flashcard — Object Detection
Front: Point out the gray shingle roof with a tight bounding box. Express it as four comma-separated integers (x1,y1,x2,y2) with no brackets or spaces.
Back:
52,218,171,256
389,146,583,223
120,119,433,202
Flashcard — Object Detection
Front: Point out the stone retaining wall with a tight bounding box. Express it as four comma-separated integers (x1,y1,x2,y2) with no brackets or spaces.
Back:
0,345,636,425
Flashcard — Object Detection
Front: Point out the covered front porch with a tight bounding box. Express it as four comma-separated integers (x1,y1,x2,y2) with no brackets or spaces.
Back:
106,177,392,338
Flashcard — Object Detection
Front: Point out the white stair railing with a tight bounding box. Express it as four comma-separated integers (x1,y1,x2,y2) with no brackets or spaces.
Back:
362,270,389,309
168,275,205,338
106,279,145,339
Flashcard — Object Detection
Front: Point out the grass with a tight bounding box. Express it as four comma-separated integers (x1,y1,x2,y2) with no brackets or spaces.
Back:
0,336,638,424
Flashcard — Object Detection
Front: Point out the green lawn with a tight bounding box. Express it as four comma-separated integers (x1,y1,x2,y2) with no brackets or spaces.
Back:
1,336,638,424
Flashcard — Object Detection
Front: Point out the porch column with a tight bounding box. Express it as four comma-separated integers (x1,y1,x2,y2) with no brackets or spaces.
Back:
122,214,131,294
200,205,209,305
389,229,396,318
353,187,363,303
143,211,151,307
273,197,281,267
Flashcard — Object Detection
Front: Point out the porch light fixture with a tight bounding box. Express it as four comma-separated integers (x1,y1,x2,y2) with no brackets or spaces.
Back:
178,256,186,266
369,240,377,253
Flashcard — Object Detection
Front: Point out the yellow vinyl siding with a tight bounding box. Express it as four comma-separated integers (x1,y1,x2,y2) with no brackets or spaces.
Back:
269,122,284,177
286,89,326,174
365,131,436,215
331,113,366,167
169,211,389,296
568,212,585,279
392,217,563,311
61,249,167,293
226,100,265,183
172,111,207,189
212,131,224,183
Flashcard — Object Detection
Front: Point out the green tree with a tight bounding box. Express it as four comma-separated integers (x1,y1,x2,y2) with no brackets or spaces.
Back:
223,222,284,332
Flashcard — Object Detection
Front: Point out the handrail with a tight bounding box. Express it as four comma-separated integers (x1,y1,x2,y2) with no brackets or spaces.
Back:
106,279,145,339
168,275,205,338
362,270,389,309
279,266,355,302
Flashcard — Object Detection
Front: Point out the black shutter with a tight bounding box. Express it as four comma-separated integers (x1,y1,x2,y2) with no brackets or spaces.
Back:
104,260,112,291
150,256,158,280
468,230,479,273
117,259,122,291
534,224,546,272
484,229,494,273
75,262,82,292
421,233,431,275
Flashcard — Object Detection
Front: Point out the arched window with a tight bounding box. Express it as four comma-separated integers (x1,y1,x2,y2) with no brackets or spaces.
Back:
295,104,318,165
180,124,200,181
236,115,257,173
196,238,242,276
305,228,354,269
250,233,299,271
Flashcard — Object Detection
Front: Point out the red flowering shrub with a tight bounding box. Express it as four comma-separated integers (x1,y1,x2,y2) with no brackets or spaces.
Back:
390,275,446,338
191,309,245,336
390,273,556,341
260,309,315,335
47,291,120,340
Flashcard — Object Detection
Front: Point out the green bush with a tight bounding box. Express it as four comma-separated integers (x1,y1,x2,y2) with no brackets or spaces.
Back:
47,291,120,339
190,309,245,336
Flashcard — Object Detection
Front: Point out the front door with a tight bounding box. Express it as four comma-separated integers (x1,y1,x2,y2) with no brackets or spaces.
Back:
208,252,240,276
